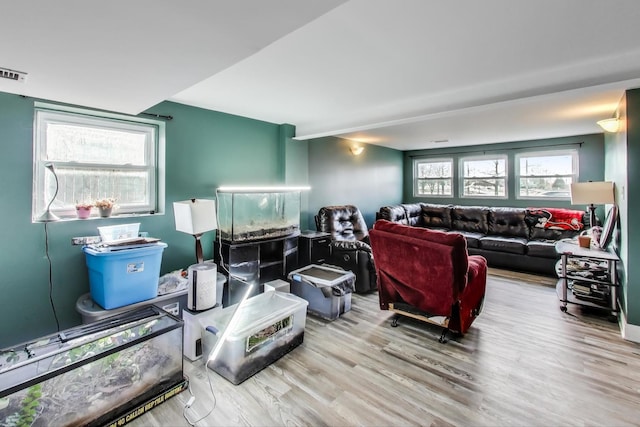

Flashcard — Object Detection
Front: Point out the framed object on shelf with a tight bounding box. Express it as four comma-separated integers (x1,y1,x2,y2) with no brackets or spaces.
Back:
599,205,618,249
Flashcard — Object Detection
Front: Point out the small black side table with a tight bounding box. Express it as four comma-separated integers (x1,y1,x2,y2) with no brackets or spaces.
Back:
298,230,331,267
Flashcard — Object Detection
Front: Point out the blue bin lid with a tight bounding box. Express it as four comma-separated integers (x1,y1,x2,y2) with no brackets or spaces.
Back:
83,241,167,256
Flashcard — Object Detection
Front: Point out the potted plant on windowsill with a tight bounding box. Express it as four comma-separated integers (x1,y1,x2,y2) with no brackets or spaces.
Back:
75,202,93,219
95,198,116,218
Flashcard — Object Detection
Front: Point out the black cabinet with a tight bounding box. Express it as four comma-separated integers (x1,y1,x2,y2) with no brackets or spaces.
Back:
215,235,299,305
298,231,331,267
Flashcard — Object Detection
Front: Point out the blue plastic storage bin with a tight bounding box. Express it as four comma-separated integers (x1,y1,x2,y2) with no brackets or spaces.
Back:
83,243,168,309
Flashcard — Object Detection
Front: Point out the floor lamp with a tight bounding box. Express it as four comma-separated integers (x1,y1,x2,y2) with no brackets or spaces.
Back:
173,199,218,264
570,181,615,228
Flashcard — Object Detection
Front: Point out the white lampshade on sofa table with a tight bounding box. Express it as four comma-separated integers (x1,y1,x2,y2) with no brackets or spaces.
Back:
173,198,218,263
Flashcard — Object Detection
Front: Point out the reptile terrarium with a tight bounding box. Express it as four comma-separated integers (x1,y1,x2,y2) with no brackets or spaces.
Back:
0,306,184,426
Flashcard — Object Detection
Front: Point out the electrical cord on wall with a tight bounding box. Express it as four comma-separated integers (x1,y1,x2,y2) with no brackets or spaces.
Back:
44,222,61,331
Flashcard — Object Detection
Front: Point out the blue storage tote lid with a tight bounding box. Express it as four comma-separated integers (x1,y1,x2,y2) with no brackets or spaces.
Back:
83,241,167,255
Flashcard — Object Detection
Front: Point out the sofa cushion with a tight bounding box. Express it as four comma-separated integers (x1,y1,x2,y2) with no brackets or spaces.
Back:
377,205,408,224
526,240,559,259
403,203,423,227
317,205,369,242
451,205,490,234
450,231,484,248
420,203,452,229
489,207,529,238
479,235,528,255
427,227,450,233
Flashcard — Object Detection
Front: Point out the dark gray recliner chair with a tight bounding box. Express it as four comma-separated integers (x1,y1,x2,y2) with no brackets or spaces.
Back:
315,205,377,294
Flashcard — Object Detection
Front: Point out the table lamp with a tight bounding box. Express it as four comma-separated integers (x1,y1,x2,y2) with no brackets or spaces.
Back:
37,163,60,222
570,181,615,228
173,198,217,263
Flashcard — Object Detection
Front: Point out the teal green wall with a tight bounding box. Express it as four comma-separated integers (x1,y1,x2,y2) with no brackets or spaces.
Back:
307,136,403,227
623,89,640,326
282,124,312,231
403,134,605,213
606,88,640,326
0,93,288,348
2,85,634,346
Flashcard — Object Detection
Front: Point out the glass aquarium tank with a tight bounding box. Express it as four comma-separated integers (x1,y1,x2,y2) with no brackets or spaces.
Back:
0,306,184,427
217,187,304,242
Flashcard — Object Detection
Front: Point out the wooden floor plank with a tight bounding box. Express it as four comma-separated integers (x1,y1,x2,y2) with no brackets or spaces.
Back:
129,268,640,426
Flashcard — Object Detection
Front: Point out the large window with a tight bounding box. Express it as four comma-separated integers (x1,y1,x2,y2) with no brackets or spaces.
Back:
460,155,507,198
516,150,578,199
413,158,453,197
33,105,164,221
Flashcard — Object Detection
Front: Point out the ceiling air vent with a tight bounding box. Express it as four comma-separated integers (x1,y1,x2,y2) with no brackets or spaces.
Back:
0,67,27,83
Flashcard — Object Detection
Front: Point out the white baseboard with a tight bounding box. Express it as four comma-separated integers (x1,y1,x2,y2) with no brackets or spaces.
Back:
618,309,640,343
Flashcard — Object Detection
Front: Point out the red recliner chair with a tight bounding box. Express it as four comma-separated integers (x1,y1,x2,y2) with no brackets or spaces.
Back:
369,219,487,342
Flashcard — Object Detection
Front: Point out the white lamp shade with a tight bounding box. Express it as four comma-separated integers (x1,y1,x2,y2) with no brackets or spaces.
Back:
173,199,217,235
570,181,615,205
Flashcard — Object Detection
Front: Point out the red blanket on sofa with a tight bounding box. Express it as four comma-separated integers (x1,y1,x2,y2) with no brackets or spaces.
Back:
527,208,584,231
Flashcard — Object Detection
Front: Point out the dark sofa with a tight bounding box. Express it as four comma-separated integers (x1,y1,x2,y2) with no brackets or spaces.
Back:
377,203,589,276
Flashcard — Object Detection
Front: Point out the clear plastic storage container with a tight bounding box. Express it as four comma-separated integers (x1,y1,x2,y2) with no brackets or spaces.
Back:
288,264,355,320
75,289,188,324
200,291,308,384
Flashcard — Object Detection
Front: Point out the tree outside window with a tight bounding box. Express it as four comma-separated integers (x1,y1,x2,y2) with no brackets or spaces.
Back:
516,150,577,199
414,158,453,197
460,156,507,198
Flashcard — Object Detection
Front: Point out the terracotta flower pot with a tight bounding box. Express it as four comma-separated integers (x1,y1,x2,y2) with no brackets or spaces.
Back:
76,206,92,219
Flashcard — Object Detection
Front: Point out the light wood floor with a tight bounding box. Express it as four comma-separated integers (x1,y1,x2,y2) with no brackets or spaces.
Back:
130,269,640,427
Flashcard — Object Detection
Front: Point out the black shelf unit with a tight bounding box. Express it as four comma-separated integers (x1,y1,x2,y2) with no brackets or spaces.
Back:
214,234,299,305
555,240,619,319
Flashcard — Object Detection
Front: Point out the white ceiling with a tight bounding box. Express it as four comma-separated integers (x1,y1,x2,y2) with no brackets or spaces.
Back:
2,0,640,151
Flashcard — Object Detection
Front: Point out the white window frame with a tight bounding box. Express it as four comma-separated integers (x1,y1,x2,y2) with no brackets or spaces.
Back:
515,149,578,200
459,154,508,199
32,103,166,221
413,157,454,197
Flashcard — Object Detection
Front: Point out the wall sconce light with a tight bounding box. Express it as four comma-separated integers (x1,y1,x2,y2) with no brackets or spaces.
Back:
37,163,60,222
597,118,620,133
350,146,365,156
173,198,218,263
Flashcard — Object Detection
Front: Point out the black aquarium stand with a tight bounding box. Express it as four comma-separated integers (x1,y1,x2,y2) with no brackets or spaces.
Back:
215,234,299,305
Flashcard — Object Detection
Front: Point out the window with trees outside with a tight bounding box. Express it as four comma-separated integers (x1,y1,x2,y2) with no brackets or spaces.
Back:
460,155,507,198
32,105,164,221
414,158,453,197
516,150,578,199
